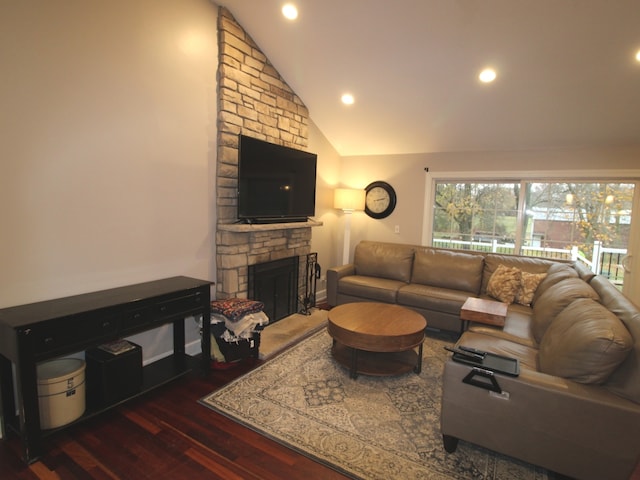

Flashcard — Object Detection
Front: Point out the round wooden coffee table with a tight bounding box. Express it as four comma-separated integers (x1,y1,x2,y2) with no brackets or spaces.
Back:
327,302,427,379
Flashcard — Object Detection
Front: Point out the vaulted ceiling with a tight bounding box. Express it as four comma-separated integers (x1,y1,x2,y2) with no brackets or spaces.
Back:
219,1,640,157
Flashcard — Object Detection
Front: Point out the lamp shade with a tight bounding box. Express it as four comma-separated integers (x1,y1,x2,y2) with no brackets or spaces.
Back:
334,188,365,211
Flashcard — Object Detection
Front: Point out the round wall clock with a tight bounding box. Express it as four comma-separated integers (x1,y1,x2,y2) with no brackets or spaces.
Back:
365,181,397,219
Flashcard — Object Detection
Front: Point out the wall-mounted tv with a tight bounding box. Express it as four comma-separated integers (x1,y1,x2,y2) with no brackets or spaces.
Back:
237,134,317,223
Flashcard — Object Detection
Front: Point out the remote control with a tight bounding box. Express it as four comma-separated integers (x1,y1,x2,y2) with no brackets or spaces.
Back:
459,345,486,357
444,346,485,362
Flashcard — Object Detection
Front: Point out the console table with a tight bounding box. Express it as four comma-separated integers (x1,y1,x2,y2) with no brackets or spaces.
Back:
0,276,212,463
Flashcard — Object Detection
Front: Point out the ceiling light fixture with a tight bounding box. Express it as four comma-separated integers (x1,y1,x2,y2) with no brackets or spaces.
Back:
282,3,298,20
636,50,640,62
479,68,497,83
341,93,355,105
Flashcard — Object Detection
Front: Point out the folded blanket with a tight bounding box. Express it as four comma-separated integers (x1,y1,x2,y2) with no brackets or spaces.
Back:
211,311,269,339
210,298,265,321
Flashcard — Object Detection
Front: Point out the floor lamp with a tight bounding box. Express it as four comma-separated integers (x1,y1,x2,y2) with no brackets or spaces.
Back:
334,188,365,265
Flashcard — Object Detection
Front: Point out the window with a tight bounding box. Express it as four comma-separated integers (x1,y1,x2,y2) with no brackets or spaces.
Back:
430,179,636,287
433,182,519,253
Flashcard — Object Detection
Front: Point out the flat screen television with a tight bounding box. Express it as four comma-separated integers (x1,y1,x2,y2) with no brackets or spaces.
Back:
237,134,317,223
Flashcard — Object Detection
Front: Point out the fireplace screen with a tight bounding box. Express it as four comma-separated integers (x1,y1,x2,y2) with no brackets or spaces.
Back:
248,256,299,323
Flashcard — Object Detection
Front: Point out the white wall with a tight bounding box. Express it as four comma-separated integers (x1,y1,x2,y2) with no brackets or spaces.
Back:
0,0,219,359
308,120,342,298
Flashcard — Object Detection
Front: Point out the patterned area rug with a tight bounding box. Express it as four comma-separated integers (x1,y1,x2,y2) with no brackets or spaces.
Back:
200,328,549,480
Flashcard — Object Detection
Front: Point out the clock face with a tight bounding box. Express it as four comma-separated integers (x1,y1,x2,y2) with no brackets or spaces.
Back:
364,181,396,219
366,187,390,213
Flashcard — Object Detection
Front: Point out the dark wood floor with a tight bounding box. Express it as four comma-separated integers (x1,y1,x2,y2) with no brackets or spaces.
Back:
1,358,350,480
3,356,640,480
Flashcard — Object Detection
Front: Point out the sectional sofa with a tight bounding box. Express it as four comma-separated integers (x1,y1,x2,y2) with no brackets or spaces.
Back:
326,240,640,480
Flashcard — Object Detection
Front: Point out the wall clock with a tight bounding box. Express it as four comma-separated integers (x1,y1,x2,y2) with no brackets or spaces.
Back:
365,181,397,219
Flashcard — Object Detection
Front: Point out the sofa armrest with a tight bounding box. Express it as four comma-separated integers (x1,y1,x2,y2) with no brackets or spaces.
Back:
327,264,355,306
441,359,640,480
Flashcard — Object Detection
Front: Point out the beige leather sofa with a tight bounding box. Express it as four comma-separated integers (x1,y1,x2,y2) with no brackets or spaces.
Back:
327,240,557,332
327,240,640,479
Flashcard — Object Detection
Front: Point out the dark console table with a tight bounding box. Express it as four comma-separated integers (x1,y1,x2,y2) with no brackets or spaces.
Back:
0,276,212,463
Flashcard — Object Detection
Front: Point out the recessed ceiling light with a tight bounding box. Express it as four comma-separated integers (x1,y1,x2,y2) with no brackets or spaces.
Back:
636,50,640,62
479,68,497,83
282,4,298,20
341,93,355,105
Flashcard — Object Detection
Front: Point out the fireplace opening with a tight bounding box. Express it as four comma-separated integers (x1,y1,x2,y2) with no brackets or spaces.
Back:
249,256,299,323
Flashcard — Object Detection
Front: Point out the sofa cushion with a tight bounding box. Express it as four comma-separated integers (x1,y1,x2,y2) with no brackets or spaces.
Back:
338,276,405,303
487,264,522,304
353,241,414,282
532,263,579,305
470,303,537,347
397,283,470,315
590,275,640,404
515,271,547,306
532,277,599,343
411,249,484,294
539,298,633,384
455,331,540,371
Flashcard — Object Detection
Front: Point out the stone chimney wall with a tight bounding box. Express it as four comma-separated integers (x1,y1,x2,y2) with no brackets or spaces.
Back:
215,7,314,300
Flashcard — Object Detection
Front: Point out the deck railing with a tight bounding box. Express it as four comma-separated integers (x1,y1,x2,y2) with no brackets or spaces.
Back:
432,238,627,285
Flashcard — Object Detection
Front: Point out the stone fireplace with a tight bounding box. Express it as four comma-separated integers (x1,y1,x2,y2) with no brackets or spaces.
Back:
216,221,316,303
214,6,319,303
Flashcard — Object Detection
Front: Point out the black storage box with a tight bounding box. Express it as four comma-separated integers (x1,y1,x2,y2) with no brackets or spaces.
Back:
216,331,261,362
86,341,142,408
211,322,262,362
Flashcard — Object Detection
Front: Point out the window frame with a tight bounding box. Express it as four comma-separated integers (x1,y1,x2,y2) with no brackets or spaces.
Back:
422,169,640,303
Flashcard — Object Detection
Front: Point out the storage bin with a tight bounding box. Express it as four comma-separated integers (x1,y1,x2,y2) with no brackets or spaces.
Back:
211,322,262,362
37,358,86,429
216,332,261,362
86,341,142,408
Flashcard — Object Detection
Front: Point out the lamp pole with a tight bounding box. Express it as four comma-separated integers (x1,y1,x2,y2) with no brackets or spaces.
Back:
342,209,353,265
334,188,365,265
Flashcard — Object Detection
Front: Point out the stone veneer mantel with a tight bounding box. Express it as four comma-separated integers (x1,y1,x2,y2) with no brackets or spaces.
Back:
218,220,322,233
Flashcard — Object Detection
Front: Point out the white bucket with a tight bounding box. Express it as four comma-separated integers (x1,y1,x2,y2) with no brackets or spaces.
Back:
37,358,86,429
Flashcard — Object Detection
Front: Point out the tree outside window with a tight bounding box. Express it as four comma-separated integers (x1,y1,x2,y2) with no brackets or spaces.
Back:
433,182,519,252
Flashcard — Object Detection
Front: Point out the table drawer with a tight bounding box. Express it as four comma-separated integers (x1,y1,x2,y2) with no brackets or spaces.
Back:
31,313,118,356
155,291,205,321
120,306,153,333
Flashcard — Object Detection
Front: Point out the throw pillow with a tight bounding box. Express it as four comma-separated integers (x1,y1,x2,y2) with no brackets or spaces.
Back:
486,264,522,304
515,271,547,306
538,298,633,384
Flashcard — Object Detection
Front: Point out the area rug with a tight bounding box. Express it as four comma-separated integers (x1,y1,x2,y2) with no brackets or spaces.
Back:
200,328,549,480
